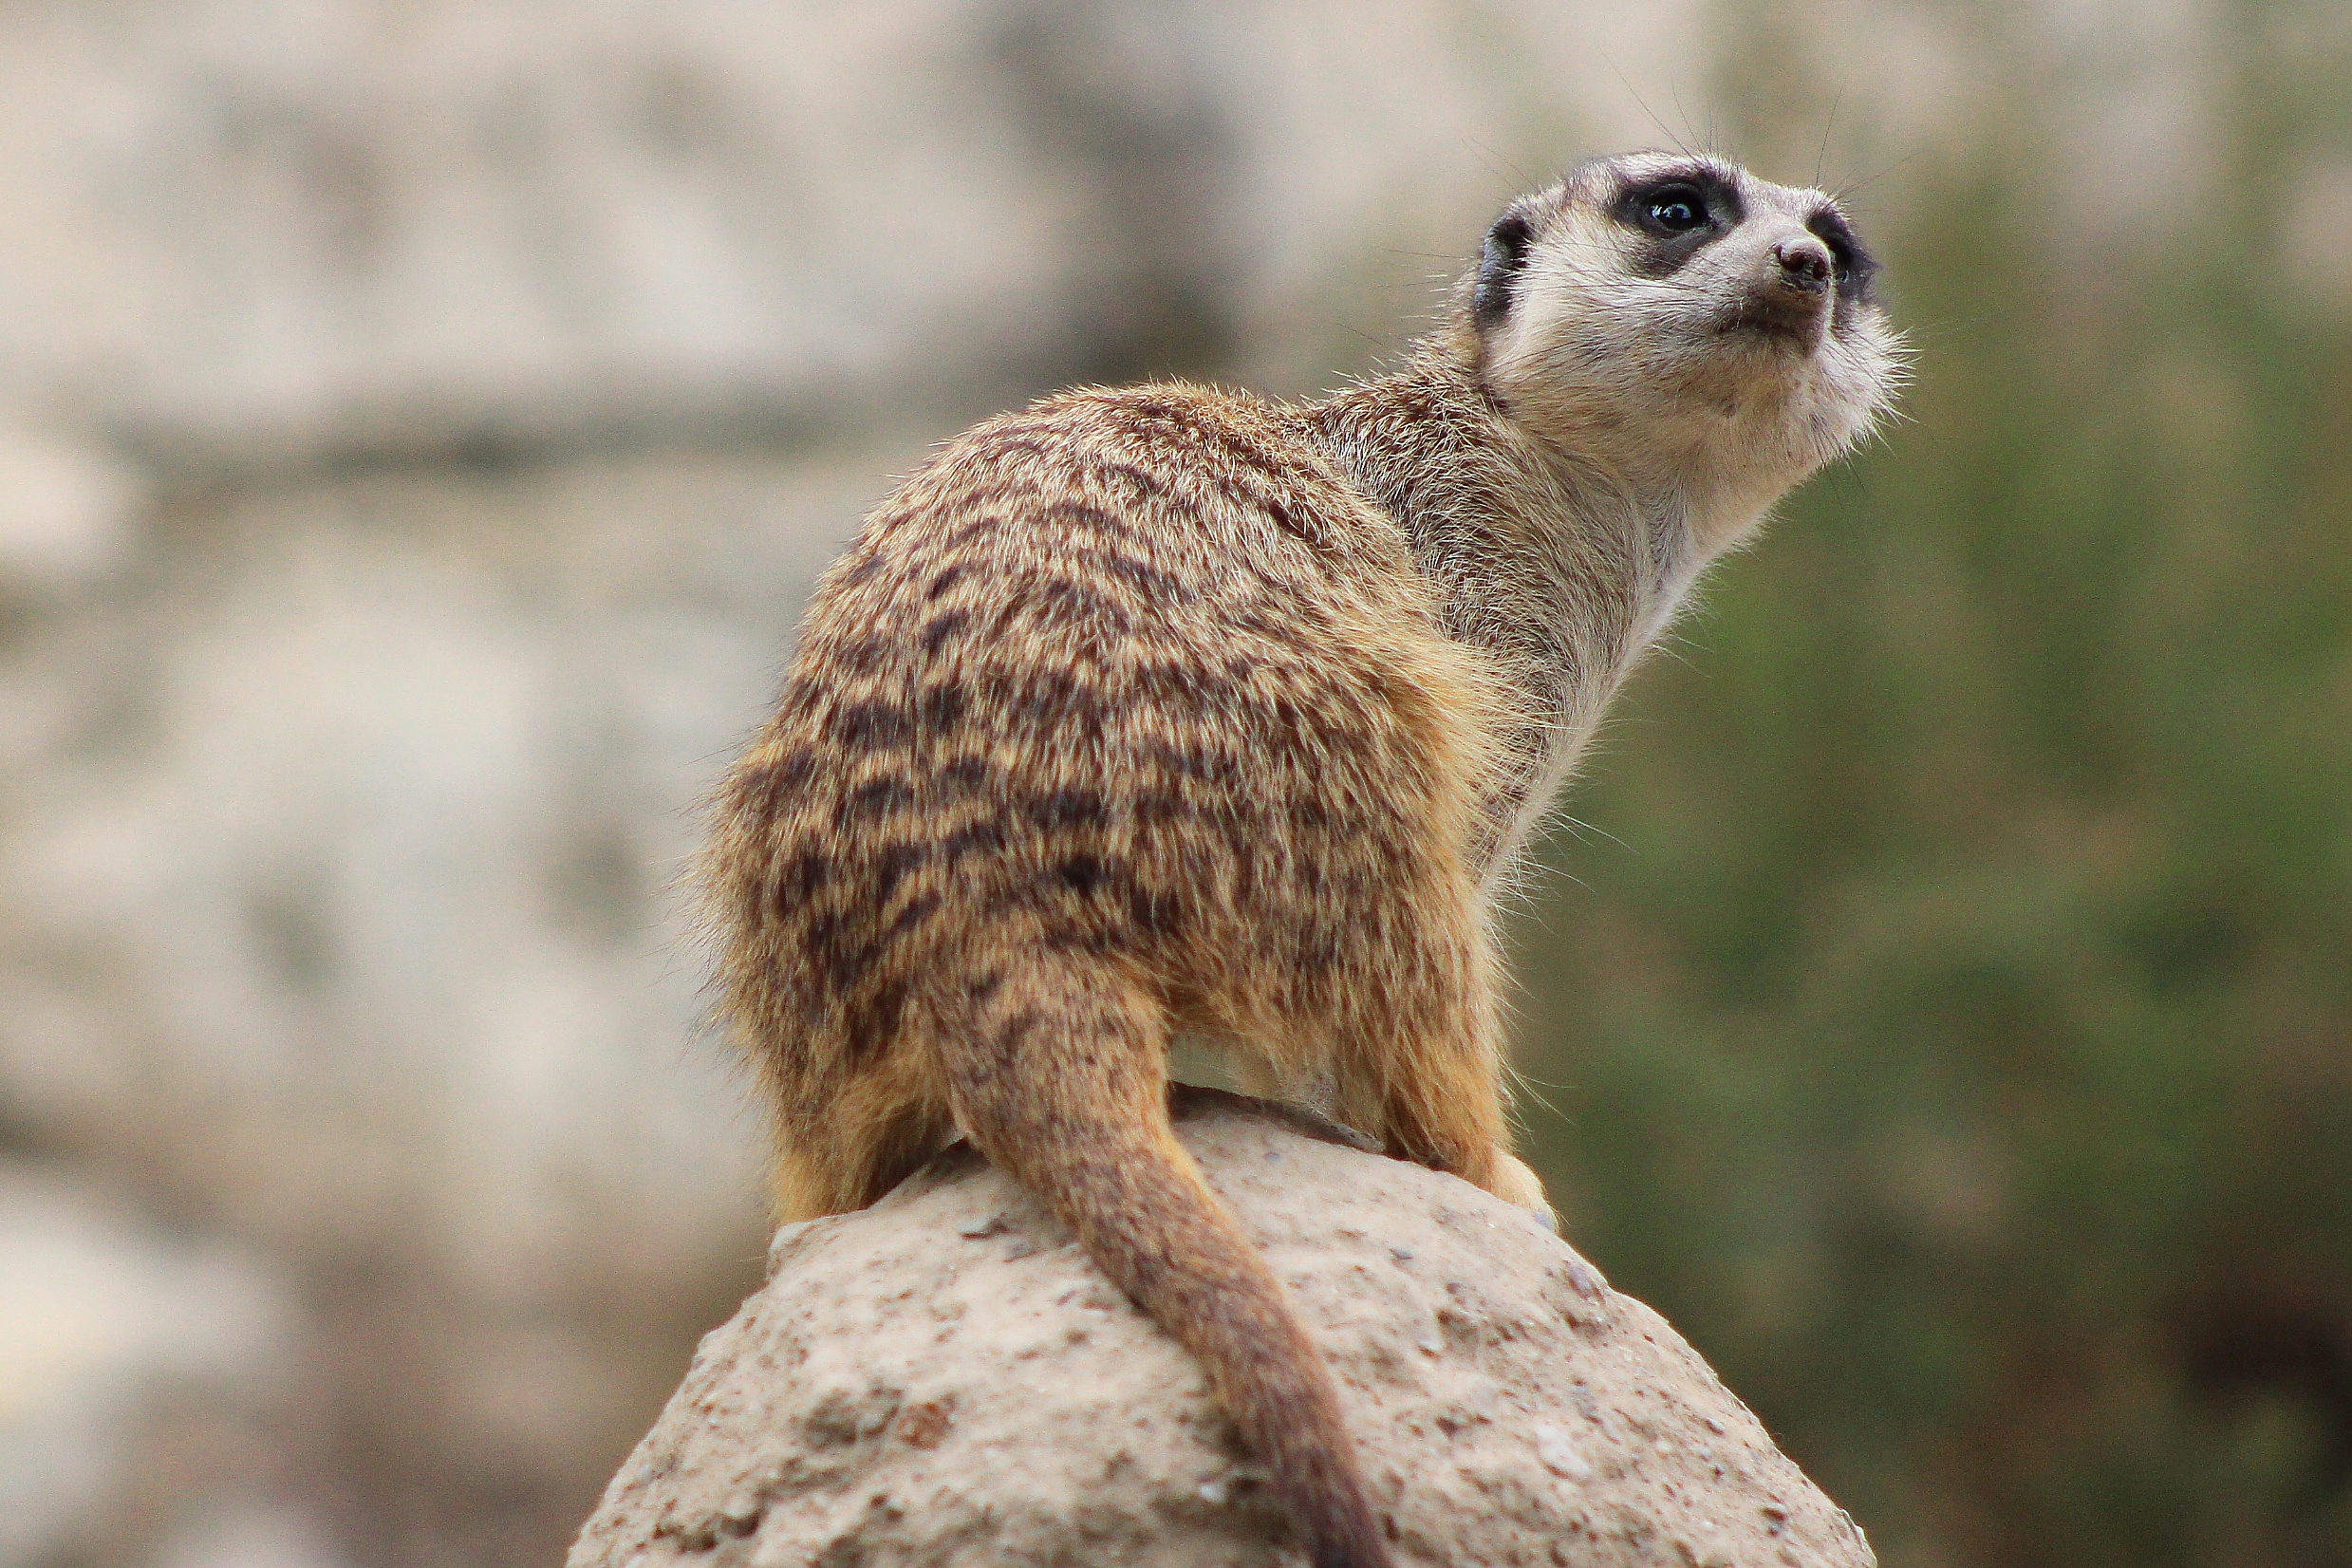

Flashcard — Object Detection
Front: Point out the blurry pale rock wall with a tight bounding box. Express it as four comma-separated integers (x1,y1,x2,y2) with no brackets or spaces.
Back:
0,4,1741,1566
0,0,1742,476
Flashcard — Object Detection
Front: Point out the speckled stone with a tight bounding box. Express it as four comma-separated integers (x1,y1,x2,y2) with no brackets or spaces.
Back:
569,1102,1874,1568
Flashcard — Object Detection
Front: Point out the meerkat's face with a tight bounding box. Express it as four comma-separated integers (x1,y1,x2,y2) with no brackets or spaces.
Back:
1470,152,1903,518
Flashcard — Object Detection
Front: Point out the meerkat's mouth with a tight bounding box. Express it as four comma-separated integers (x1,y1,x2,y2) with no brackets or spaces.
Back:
1721,287,1830,349
1722,238,1838,348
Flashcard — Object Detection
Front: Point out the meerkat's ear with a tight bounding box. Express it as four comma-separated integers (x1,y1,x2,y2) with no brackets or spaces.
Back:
1473,204,1540,329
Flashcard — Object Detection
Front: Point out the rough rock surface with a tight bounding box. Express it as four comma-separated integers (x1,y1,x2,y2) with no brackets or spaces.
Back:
569,1099,1874,1567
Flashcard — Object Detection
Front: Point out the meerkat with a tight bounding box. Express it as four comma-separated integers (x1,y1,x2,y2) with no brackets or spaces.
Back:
699,152,1901,1568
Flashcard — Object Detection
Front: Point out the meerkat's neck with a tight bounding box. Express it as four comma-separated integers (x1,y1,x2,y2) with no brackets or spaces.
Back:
1303,340,1749,659
1301,342,1761,873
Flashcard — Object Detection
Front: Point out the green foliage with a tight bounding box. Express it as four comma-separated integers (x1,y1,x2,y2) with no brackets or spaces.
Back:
1514,12,2352,1565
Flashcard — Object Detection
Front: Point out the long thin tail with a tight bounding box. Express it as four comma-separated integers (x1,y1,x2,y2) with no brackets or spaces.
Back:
938,955,1393,1568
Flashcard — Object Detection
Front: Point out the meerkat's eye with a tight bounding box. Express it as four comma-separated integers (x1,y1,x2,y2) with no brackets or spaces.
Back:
1643,185,1709,233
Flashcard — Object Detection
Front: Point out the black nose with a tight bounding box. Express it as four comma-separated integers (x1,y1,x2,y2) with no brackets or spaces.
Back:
1775,240,1832,292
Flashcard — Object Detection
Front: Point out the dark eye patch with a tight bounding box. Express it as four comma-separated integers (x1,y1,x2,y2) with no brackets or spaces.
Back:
1608,166,1744,277
1806,207,1879,302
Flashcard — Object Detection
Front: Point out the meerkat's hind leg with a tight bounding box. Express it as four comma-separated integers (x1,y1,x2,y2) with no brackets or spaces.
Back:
1363,1029,1555,1222
1367,1050,1556,1227
765,1077,955,1222
1321,867,1556,1225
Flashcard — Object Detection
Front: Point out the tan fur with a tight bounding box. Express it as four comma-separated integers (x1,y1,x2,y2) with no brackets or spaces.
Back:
698,154,1902,1568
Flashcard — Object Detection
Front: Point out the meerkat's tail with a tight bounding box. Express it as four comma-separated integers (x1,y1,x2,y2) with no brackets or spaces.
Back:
937,952,1393,1568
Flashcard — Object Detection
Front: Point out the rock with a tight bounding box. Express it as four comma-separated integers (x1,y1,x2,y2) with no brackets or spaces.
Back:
569,1099,1874,1567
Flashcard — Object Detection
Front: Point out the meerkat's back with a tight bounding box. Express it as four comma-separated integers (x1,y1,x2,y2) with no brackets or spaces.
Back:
701,152,1901,1568
703,384,1514,1567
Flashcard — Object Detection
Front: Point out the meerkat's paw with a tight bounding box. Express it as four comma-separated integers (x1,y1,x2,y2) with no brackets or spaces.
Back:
1490,1151,1558,1232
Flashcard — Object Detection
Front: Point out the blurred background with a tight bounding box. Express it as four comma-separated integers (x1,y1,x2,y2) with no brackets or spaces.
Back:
0,1,2344,1565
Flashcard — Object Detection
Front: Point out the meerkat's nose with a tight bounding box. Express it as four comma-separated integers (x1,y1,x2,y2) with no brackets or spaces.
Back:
1738,230,1837,344
1773,237,1833,292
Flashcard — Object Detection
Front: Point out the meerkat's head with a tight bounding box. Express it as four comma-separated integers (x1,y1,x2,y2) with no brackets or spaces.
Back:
1465,152,1903,538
